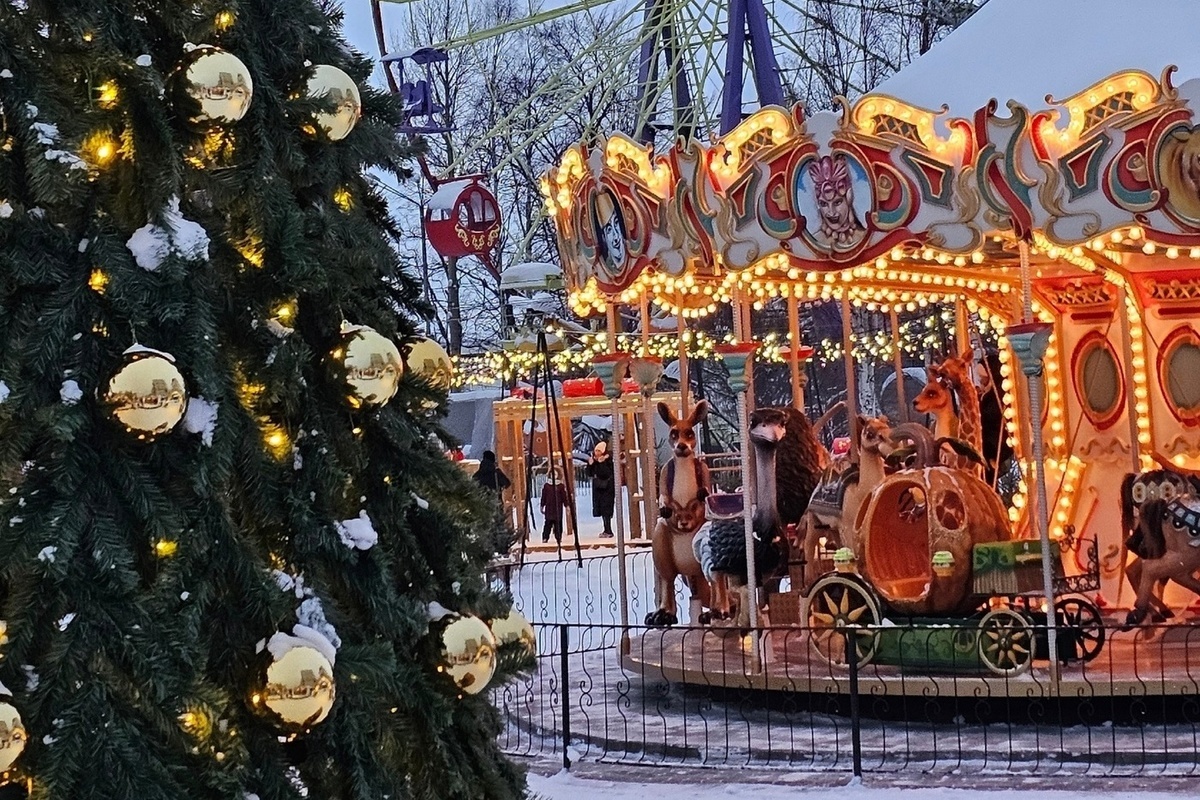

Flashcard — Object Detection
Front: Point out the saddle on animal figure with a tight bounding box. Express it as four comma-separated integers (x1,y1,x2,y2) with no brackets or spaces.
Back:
693,408,793,626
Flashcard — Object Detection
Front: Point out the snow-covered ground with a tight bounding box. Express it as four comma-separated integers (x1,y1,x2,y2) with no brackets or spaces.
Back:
529,770,1193,798
495,551,1200,779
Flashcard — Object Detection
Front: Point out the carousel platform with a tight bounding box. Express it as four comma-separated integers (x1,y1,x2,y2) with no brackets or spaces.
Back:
621,621,1200,701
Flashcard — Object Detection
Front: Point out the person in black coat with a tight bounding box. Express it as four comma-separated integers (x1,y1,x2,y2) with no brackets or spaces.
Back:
975,350,1014,487
474,450,511,493
586,441,616,538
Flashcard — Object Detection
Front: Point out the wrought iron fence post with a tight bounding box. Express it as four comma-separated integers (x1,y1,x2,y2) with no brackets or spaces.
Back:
844,628,863,779
560,624,571,770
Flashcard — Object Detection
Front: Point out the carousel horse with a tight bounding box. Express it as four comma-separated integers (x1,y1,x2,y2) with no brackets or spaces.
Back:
1123,493,1200,628
646,400,713,627
1120,469,1200,623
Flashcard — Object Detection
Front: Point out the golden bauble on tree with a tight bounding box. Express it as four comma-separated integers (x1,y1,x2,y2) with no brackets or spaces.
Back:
406,337,454,392
437,614,497,695
255,644,336,729
489,609,536,659
328,323,404,409
180,45,254,124
306,65,361,141
102,346,188,440
0,697,27,773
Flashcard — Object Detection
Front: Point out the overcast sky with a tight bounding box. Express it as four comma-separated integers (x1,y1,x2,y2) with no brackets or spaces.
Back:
341,2,390,84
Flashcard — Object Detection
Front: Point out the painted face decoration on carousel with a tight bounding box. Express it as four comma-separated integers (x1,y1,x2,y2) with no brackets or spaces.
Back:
1158,125,1200,225
592,189,629,276
804,154,867,252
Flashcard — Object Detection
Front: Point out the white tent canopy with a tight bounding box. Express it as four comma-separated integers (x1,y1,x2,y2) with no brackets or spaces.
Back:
875,0,1200,115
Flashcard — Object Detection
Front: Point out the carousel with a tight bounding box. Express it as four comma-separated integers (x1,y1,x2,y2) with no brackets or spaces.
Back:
540,0,1200,696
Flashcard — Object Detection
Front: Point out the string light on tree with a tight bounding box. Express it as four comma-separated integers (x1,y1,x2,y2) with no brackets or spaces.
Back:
306,65,360,141
328,323,403,409
102,346,188,440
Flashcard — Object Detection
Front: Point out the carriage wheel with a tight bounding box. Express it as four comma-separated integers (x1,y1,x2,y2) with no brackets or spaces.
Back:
1055,596,1105,663
977,608,1033,677
804,575,881,668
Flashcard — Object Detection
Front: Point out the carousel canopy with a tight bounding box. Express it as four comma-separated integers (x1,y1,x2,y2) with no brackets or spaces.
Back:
877,0,1200,114
542,0,1200,322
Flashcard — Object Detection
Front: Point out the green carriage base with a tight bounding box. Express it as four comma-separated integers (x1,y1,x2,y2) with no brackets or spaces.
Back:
800,537,1104,676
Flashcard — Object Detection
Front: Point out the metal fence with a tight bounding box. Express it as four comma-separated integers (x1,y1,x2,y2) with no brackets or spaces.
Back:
490,554,1200,776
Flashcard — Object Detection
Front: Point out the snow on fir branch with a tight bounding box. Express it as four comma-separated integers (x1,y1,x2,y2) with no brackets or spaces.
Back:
264,628,337,669
135,55,151,67
336,510,377,550
427,601,453,621
0,381,9,403
0,201,12,218
126,196,209,271
184,397,218,446
36,546,56,563
21,665,37,692
0,680,10,698
28,116,87,171
269,570,341,662
59,380,81,405
0,69,12,79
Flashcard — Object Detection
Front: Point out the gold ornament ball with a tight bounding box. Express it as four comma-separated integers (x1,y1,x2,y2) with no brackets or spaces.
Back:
307,65,361,141
489,609,535,658
438,614,497,695
103,347,188,440
407,337,454,392
258,645,336,728
329,325,404,409
183,45,254,124
0,700,27,773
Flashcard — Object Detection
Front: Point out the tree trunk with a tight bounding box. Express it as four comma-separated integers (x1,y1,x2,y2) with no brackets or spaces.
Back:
446,255,463,355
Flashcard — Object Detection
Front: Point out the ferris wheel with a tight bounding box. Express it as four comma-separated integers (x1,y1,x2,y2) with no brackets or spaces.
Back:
370,0,982,176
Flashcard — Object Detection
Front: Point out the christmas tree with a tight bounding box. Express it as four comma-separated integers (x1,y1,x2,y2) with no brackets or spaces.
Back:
0,2,529,798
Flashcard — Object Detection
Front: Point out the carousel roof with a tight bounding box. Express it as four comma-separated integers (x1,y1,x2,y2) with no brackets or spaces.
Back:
876,0,1200,113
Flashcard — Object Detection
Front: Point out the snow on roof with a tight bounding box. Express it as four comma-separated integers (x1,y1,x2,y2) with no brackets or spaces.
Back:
875,0,1200,115
500,261,562,290
427,178,474,211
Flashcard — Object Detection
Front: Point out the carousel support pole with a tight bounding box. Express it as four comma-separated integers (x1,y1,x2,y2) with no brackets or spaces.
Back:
595,352,632,654
718,342,761,673
1012,239,1060,687
788,293,804,411
676,312,690,414
1114,284,1142,606
889,307,909,423
733,293,755,506
640,299,658,543
840,292,860,462
954,295,971,353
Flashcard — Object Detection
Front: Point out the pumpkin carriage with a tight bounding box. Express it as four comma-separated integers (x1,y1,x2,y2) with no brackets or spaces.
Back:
798,464,1104,676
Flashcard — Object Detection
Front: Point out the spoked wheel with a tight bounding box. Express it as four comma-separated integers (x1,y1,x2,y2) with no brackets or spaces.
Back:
804,575,882,668
1055,596,1106,663
977,608,1033,677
